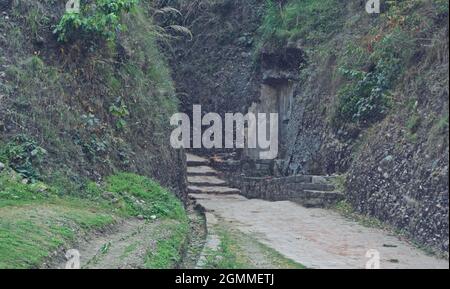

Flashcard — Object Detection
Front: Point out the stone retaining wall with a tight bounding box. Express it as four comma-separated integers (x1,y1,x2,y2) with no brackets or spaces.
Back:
230,175,342,207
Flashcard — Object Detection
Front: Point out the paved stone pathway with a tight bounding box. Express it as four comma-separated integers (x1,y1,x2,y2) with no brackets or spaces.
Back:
186,153,449,269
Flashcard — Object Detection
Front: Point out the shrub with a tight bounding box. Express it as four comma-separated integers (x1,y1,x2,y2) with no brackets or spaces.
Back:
333,68,392,126
0,135,47,181
54,0,139,43
332,27,414,128
258,0,342,45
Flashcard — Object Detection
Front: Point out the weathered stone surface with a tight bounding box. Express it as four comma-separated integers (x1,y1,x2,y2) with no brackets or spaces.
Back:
187,186,240,195
292,190,344,208
191,193,448,269
0,0,12,11
187,175,227,186
187,166,218,176
186,153,209,166
231,174,341,207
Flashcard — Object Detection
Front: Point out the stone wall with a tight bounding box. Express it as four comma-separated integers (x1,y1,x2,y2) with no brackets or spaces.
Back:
230,175,342,208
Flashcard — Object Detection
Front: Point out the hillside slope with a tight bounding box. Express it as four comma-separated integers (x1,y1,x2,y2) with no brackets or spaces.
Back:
0,0,185,196
0,0,191,269
261,0,449,255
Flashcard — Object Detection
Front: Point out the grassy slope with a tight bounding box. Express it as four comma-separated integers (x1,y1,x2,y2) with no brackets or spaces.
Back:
0,170,188,269
0,0,182,195
0,1,190,268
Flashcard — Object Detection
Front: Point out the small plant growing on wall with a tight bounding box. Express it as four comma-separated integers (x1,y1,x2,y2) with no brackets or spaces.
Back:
109,99,130,130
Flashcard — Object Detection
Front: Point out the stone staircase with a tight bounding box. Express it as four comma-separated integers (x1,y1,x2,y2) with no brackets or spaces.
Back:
186,153,343,208
186,153,241,197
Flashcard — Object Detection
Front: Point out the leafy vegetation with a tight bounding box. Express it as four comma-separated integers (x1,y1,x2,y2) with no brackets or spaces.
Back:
0,135,47,182
145,221,189,268
333,24,415,128
257,0,445,133
109,100,130,130
101,173,186,220
1,0,181,195
54,0,139,42
257,0,342,46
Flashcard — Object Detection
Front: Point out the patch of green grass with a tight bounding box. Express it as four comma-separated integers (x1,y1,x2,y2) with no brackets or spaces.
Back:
202,225,305,269
203,227,249,269
144,220,189,269
0,203,116,269
121,242,139,260
0,170,55,207
258,0,342,46
104,173,186,220
0,170,188,269
252,237,306,269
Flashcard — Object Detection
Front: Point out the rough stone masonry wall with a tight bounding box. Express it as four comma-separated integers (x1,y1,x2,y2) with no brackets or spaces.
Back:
228,175,342,207
163,0,265,116
231,175,311,201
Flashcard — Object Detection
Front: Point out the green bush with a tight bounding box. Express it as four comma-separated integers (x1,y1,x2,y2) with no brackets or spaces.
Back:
332,28,414,128
0,135,47,181
333,69,392,126
54,0,139,43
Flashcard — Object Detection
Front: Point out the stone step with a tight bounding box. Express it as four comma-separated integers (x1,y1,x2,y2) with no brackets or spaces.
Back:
189,193,246,202
187,166,218,176
187,185,241,195
296,183,336,192
311,175,339,185
291,190,344,208
186,153,210,166
187,175,227,186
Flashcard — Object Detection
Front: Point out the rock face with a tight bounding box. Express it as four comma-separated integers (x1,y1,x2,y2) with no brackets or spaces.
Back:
345,121,449,254
0,0,12,11
168,0,448,255
165,0,264,117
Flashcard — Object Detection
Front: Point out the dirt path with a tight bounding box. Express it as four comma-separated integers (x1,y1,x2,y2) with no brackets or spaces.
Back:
192,194,449,269
53,219,168,269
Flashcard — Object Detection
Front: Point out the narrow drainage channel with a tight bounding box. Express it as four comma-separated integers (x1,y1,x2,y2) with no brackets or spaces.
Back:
178,201,208,269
